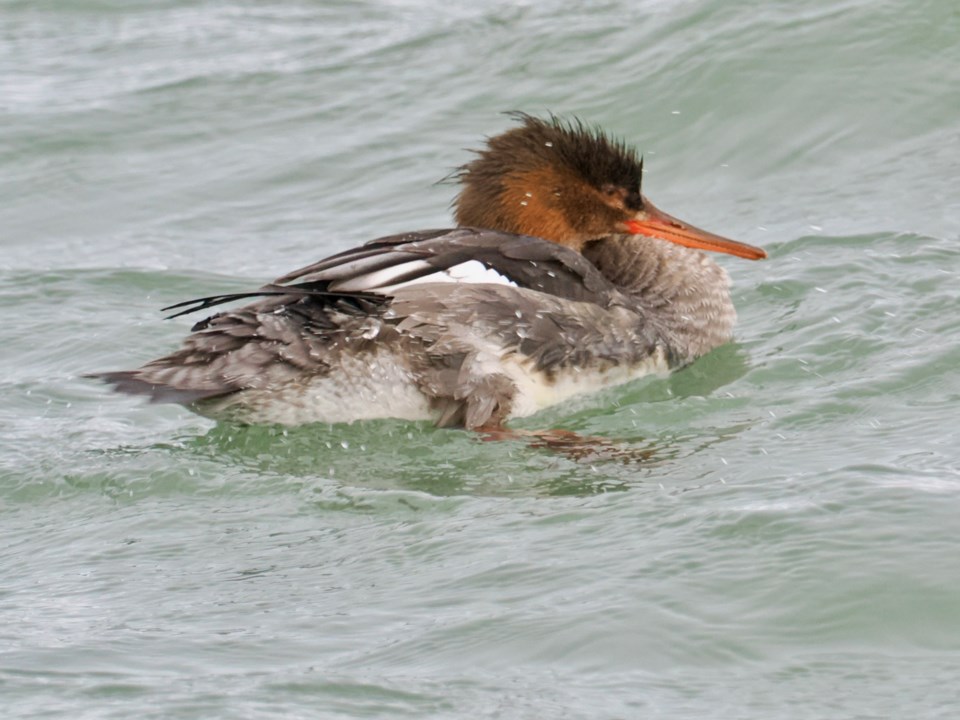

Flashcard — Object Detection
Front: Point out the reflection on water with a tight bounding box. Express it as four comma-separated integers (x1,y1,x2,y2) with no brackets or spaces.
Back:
175,404,757,498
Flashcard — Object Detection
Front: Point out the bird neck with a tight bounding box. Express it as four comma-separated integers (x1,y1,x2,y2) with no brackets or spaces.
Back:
581,235,737,364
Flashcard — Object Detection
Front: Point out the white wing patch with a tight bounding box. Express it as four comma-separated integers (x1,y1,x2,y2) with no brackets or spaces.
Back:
433,260,517,286
333,259,518,294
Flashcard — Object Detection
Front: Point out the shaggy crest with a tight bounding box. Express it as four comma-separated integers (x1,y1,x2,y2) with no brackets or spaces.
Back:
453,113,646,246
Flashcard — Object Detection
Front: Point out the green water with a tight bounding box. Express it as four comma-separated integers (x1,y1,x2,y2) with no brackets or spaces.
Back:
3,0,960,717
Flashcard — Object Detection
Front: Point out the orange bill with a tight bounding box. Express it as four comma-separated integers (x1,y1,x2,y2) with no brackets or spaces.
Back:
625,196,766,260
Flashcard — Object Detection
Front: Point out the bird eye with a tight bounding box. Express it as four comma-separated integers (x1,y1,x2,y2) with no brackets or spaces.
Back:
601,184,619,197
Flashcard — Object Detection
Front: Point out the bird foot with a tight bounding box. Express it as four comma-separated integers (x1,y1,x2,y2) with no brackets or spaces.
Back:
475,425,631,460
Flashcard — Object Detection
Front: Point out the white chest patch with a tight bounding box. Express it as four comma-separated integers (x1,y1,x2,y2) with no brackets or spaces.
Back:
502,346,671,419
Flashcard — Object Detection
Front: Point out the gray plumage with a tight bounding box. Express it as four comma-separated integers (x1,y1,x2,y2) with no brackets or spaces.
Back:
92,228,735,428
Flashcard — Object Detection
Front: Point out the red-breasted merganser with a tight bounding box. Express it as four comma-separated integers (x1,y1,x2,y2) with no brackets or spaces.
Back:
92,114,766,429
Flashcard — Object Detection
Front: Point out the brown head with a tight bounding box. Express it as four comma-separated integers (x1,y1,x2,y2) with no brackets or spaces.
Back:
453,113,766,260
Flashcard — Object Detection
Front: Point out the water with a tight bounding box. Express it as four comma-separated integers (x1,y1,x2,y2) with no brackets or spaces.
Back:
3,0,960,717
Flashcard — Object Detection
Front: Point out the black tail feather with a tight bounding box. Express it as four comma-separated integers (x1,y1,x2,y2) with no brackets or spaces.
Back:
161,283,388,319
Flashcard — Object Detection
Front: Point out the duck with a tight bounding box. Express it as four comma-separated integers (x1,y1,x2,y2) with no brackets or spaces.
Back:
92,113,766,430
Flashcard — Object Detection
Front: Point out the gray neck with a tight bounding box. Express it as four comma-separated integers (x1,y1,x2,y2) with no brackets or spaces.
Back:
582,235,737,365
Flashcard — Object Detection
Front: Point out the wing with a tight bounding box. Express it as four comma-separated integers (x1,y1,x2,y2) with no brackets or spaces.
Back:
163,227,621,319
91,228,641,417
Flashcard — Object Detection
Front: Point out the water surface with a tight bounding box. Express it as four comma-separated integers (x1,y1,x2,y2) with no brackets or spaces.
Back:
3,0,960,717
